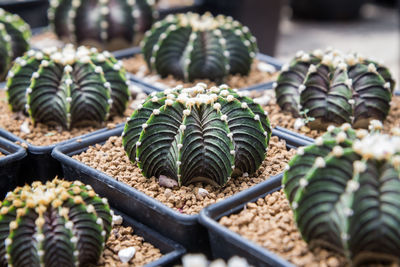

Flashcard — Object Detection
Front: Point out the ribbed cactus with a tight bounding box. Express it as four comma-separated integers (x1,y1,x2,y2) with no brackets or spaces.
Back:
141,12,258,82
5,45,129,129
283,122,400,265
48,0,156,51
0,8,30,80
0,178,113,267
123,83,271,186
274,49,395,129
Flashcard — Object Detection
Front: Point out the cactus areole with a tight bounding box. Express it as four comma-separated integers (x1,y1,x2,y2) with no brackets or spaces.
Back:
48,0,156,51
123,83,271,186
141,12,258,82
283,122,400,265
0,8,31,80
274,49,395,130
5,45,130,129
0,178,113,267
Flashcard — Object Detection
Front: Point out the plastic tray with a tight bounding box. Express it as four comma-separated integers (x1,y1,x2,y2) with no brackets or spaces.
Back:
51,125,309,252
0,136,27,199
0,123,124,183
111,46,282,94
198,174,294,267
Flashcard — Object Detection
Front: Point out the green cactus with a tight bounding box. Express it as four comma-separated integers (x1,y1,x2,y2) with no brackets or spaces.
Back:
0,8,30,80
283,122,400,265
48,0,156,51
0,178,113,267
122,83,271,186
274,49,395,129
5,45,130,129
141,12,258,82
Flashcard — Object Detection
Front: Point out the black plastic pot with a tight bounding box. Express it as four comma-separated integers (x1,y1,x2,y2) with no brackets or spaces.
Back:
0,0,49,28
157,0,203,19
198,175,294,267
0,123,125,184
0,136,27,199
290,0,366,20
199,0,283,56
112,46,282,95
51,125,310,253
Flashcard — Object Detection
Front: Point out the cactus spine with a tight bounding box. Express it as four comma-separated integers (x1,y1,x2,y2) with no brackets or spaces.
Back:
123,83,271,186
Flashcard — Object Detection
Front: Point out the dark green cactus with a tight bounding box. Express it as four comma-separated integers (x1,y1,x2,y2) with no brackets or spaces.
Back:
274,49,395,129
122,83,271,186
0,8,30,80
283,122,400,265
0,178,113,267
48,0,156,51
6,45,129,129
141,12,258,82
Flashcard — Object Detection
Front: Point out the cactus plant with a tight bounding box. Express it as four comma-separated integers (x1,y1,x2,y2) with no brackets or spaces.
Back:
274,49,395,129
0,178,113,267
0,8,30,80
48,0,156,51
283,122,400,265
122,83,271,186
5,45,130,129
141,12,258,82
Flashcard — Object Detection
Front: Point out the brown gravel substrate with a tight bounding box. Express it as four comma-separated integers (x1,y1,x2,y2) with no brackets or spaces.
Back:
0,90,135,146
157,0,194,8
219,190,348,267
98,224,162,267
73,136,296,215
122,54,278,90
260,91,400,139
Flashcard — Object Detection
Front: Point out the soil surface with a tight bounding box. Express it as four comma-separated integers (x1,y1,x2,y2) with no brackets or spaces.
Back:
0,90,136,146
260,91,400,139
219,190,348,267
122,54,278,90
73,136,296,215
99,224,162,267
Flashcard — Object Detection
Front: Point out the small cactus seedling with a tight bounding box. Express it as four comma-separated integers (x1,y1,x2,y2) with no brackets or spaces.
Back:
0,178,113,267
283,121,400,265
0,8,30,80
141,12,258,82
274,49,395,129
123,83,271,186
48,0,156,51
6,45,130,129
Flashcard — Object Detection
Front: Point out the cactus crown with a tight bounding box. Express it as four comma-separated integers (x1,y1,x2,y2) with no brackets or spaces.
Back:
48,0,155,51
123,83,271,186
283,121,400,265
0,178,113,267
274,49,395,130
6,45,130,129
141,12,258,82
0,8,30,80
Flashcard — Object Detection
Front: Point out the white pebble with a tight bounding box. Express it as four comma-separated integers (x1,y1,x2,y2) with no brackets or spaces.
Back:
118,247,136,263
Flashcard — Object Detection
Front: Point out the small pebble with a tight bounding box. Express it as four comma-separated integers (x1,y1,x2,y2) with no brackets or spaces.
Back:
118,247,136,263
112,214,123,225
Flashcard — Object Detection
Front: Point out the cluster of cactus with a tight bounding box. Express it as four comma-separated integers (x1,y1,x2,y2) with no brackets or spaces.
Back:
6,45,130,129
0,178,113,267
141,12,258,82
48,0,156,51
274,49,395,129
123,83,271,186
0,8,30,80
283,121,400,265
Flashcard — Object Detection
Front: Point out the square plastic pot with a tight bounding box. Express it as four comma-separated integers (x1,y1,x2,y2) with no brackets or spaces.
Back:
0,136,27,199
0,0,49,28
111,46,283,94
51,125,310,252
198,175,294,267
